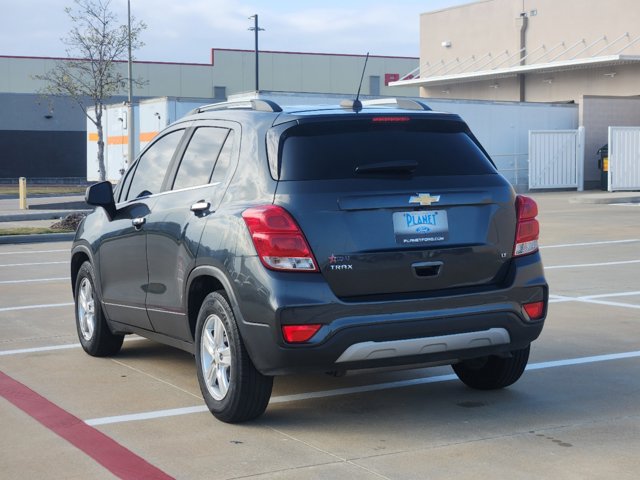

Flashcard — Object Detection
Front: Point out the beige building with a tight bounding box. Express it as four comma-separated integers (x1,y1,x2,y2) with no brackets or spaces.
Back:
392,0,640,188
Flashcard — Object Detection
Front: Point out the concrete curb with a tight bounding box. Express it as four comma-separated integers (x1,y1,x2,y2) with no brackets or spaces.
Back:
569,195,640,205
0,209,92,222
0,232,75,244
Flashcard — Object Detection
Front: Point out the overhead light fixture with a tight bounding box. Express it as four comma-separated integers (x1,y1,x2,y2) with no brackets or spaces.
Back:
441,40,452,48
603,72,617,78
441,88,450,94
542,78,553,84
489,82,500,89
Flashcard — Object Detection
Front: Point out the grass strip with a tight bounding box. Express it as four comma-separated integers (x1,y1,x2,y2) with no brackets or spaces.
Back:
0,186,87,195
0,227,74,236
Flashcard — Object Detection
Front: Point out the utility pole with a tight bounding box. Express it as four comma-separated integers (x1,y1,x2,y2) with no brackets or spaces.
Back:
248,14,264,92
127,0,135,170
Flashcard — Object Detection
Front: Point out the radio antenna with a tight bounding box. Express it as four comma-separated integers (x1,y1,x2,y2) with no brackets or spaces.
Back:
340,52,370,112
352,52,370,112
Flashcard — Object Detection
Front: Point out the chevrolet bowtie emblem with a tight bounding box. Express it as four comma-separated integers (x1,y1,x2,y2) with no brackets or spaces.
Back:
409,193,440,206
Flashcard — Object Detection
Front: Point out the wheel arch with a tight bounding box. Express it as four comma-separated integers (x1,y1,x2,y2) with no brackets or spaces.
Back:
186,265,244,343
70,243,95,299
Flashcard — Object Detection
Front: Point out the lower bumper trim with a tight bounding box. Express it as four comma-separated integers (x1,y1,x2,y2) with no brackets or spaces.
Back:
335,328,510,363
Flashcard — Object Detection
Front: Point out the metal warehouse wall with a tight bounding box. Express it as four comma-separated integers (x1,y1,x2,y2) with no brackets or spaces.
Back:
0,93,87,180
210,49,419,97
1,51,419,100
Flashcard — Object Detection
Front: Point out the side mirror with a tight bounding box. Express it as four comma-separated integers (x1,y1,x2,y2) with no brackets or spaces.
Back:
86,181,116,220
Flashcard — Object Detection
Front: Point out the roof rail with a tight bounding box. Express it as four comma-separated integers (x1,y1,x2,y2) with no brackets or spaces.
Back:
361,98,432,111
188,99,283,115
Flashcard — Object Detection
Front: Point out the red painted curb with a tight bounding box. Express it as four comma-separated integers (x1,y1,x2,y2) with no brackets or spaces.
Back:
0,371,174,480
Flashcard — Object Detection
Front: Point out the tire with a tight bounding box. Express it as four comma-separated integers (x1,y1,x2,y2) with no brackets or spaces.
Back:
195,291,273,423
452,345,530,390
74,261,124,357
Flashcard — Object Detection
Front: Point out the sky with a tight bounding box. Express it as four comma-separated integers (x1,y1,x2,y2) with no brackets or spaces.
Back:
2,0,473,63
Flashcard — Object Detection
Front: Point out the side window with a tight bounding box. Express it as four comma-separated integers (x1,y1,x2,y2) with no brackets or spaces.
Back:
124,130,184,201
172,127,229,190
210,131,235,185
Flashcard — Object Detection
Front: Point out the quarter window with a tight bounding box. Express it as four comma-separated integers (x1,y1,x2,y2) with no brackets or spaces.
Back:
124,129,184,201
210,131,235,185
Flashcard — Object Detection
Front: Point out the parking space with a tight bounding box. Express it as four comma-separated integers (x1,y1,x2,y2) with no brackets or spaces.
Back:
1,194,639,479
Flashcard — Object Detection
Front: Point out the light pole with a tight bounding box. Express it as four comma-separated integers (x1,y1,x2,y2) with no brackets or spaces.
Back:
126,0,135,170
248,14,264,92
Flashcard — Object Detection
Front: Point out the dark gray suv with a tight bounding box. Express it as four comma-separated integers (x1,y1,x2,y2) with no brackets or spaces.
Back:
72,98,547,423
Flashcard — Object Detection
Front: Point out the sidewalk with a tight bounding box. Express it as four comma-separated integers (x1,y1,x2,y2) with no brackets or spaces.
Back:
0,194,91,221
0,195,91,244
567,190,640,204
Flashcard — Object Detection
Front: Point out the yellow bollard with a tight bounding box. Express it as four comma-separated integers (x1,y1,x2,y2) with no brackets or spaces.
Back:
18,177,28,210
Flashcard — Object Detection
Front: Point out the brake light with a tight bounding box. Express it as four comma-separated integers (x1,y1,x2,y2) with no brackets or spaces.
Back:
242,205,318,272
372,116,411,123
523,301,545,321
282,324,322,343
513,195,539,257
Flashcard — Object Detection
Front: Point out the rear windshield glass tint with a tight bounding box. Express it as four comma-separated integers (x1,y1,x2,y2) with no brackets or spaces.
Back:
278,119,496,180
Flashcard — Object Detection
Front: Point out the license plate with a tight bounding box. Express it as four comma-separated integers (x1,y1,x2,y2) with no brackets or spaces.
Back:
393,210,448,244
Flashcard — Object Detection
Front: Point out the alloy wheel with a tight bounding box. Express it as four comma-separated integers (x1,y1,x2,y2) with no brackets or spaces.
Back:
200,314,232,400
77,277,96,341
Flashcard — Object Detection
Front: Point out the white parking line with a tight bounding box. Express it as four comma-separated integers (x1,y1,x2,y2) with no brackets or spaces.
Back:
0,337,145,356
549,295,640,310
0,249,69,255
86,406,208,426
546,259,640,270
0,277,70,285
0,343,81,356
571,298,640,310
0,261,68,267
585,291,640,299
0,302,74,312
549,291,640,309
540,239,639,249
84,349,640,426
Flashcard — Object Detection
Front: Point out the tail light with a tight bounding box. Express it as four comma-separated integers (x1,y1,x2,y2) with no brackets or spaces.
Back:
242,205,318,272
513,195,539,257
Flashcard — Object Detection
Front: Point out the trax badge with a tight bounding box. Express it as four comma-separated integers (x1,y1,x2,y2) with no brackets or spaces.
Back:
328,254,353,271
409,193,440,206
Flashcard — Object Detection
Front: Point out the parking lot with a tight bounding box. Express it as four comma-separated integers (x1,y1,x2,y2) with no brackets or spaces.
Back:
1,192,639,479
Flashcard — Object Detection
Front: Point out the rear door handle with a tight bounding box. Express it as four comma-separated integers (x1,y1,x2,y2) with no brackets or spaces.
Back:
132,217,146,229
190,200,211,213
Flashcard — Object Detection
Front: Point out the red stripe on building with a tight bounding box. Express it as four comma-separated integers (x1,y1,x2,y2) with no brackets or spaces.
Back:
0,371,174,480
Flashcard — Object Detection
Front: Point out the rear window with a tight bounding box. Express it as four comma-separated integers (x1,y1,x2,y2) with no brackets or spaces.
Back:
278,119,496,180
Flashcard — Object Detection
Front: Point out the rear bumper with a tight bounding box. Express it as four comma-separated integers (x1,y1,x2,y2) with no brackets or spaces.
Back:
232,253,547,375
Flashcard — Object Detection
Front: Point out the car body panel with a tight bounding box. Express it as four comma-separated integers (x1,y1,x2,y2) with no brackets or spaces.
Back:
72,103,548,379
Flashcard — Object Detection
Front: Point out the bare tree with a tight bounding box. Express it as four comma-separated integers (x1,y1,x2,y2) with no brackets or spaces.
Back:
36,0,146,181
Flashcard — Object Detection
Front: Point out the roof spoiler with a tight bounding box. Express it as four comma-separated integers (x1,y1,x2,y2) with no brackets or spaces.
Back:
340,98,431,111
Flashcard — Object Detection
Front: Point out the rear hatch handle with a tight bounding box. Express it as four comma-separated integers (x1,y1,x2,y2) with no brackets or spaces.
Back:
412,261,443,278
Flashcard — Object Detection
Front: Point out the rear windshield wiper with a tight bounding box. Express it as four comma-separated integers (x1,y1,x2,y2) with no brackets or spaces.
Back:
355,160,418,175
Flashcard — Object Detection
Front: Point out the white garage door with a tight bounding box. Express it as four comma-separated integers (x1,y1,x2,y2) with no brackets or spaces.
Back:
528,128,584,190
608,127,640,191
